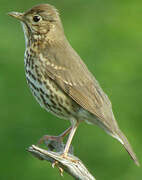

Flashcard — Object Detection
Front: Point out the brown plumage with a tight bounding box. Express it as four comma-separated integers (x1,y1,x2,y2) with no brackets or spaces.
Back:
9,4,139,166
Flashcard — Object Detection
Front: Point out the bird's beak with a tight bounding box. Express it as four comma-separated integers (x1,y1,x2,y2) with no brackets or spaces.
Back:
8,12,24,21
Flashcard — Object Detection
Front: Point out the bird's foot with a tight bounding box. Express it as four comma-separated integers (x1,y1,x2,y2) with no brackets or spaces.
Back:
37,127,72,147
37,134,74,154
38,134,62,145
37,127,74,153
60,152,78,163
37,134,65,152
52,160,64,176
51,153,78,177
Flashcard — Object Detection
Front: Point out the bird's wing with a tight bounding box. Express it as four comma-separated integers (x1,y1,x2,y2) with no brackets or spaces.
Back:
40,43,113,126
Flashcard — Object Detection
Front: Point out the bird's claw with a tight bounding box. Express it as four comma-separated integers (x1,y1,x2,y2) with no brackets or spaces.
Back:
52,160,64,176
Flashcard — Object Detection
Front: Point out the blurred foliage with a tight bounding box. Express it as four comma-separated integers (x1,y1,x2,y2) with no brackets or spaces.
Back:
0,0,142,179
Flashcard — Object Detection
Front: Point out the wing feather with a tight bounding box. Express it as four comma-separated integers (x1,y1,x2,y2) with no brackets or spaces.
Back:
40,42,113,125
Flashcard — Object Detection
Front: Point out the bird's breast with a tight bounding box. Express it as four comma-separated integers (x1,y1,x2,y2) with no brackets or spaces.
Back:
24,48,79,119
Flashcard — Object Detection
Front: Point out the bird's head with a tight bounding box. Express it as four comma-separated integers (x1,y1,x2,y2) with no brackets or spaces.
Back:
8,4,64,45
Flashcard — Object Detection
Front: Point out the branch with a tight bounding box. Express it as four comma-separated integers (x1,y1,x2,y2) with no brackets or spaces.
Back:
27,139,96,180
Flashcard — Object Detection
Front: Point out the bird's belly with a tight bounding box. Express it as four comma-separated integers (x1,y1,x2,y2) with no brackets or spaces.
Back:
25,65,77,119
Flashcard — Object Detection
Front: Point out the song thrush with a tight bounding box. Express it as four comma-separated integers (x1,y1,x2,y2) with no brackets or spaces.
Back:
8,4,139,165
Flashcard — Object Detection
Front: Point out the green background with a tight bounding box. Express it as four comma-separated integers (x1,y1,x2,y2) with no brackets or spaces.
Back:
1,0,142,179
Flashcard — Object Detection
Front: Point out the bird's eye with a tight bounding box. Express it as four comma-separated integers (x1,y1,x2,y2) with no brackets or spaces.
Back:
33,15,41,22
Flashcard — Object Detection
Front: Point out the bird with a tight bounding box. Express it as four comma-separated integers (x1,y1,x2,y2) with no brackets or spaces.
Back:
8,4,139,166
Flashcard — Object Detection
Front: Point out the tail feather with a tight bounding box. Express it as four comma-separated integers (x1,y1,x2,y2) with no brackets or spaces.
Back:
114,130,139,166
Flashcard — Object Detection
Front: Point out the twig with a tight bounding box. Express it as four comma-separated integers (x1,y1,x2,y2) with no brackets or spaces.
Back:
27,139,96,180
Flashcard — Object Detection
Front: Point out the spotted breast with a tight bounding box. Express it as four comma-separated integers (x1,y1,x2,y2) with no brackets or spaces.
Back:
24,47,79,120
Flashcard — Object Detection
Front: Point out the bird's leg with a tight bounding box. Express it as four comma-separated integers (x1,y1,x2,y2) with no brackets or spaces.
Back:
37,126,72,145
59,126,72,140
62,121,79,158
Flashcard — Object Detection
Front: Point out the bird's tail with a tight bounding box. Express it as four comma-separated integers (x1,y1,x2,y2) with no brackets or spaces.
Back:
113,130,139,166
